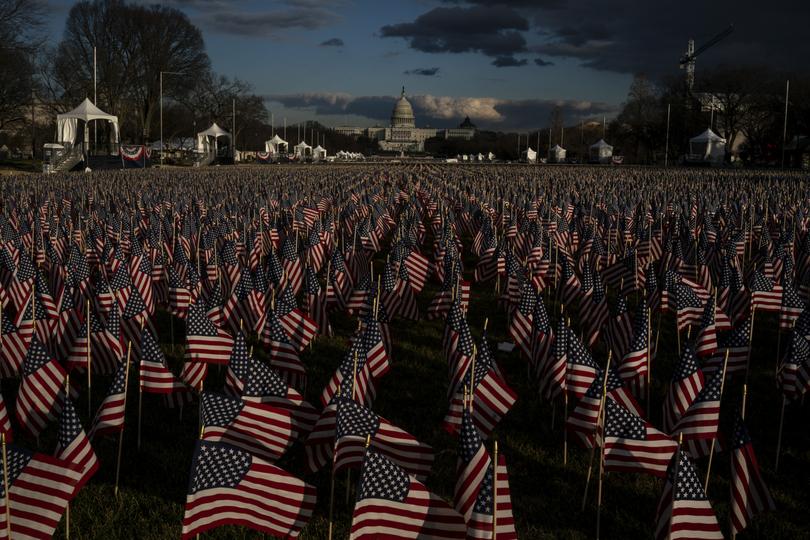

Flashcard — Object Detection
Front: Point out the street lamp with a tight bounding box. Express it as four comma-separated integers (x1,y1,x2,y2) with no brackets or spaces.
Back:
160,71,183,166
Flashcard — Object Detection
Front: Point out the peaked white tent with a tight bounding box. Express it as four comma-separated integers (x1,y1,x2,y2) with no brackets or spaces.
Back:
312,145,327,161
265,134,289,155
549,144,566,163
56,98,120,147
293,141,312,159
487,151,496,161
689,129,726,163
522,147,537,163
196,123,230,154
589,139,613,163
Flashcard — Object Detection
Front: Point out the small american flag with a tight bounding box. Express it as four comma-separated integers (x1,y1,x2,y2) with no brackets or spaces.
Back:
139,329,187,394
729,411,775,535
351,450,465,539
662,342,705,433
670,367,723,449
89,362,128,439
181,440,315,539
454,412,491,522
654,450,722,540
201,391,294,461
16,336,66,437
0,445,83,539
465,451,518,539
603,398,677,478
184,299,234,365
55,397,99,493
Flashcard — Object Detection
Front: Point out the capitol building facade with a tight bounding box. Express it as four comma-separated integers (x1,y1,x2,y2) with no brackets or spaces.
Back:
335,87,476,152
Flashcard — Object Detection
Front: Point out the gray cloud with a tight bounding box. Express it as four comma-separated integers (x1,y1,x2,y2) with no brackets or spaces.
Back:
492,56,528,68
534,57,554,67
380,6,529,58
267,92,617,130
320,38,344,47
404,67,440,76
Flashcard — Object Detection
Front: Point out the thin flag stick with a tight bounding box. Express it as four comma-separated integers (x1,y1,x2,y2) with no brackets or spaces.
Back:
774,395,787,473
115,341,133,497
703,349,729,493
2,432,10,540
86,299,92,418
594,351,612,540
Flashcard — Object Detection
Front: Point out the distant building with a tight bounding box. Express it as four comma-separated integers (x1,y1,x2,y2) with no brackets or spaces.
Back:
334,87,476,152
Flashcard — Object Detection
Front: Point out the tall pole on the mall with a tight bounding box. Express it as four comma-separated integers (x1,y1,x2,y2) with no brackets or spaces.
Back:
93,47,97,152
664,103,671,167
232,98,236,160
781,80,790,169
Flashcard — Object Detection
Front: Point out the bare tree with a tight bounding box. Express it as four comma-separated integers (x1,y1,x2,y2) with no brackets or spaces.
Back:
0,0,44,133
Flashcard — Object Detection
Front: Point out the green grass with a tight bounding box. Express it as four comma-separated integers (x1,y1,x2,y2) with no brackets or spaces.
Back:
9,258,810,539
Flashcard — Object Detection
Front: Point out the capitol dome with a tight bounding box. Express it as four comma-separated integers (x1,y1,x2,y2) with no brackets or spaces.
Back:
391,86,416,128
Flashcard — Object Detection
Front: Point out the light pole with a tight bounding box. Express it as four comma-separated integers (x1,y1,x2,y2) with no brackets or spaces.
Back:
160,71,183,166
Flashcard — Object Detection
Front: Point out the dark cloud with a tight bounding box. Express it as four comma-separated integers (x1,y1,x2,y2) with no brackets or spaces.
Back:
404,67,440,76
380,6,529,58
267,92,617,131
534,57,554,67
319,38,344,47
492,56,528,68
384,1,809,78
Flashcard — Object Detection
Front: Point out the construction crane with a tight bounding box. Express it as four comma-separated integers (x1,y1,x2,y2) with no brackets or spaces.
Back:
679,24,734,91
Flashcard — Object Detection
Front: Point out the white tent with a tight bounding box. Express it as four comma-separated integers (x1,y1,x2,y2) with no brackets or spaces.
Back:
265,134,289,155
196,123,230,154
56,98,120,148
589,139,613,163
293,141,312,159
522,147,537,164
689,129,726,163
312,145,327,161
487,151,495,161
549,144,566,163
476,153,484,161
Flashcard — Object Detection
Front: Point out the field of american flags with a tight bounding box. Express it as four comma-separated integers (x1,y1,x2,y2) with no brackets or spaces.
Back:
0,164,808,539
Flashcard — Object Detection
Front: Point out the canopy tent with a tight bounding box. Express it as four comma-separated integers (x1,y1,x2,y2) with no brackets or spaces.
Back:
549,144,566,163
589,139,613,163
265,134,289,155
688,129,726,163
56,98,120,147
293,141,312,159
522,147,537,164
487,151,496,161
196,123,231,154
312,145,327,161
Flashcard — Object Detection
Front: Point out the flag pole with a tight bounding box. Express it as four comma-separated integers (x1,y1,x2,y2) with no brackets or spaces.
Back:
774,395,787,473
594,351,613,540
492,440,498,540
115,341,133,497
703,349,729,493
2,432,10,539
87,298,92,418
744,307,756,386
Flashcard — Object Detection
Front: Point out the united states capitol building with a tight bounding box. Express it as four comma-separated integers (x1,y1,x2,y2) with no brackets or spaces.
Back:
335,87,476,152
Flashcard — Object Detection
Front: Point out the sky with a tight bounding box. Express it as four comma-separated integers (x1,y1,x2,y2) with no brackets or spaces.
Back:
44,0,808,131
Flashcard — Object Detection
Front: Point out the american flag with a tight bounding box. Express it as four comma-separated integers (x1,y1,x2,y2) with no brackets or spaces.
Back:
89,362,128,439
603,398,677,478
200,391,294,461
662,342,705,433
749,269,782,312
670,367,723,447
275,285,318,352
16,336,66,437
321,334,377,408
564,328,599,400
508,281,535,359
184,299,234,364
776,331,810,402
654,450,722,540
181,440,315,539
139,328,187,394
0,316,27,378
454,411,492,522
260,309,306,391
465,451,518,539
0,391,11,443
279,235,303,295
607,295,633,360
332,396,434,479
0,445,83,539
351,450,465,540
780,281,805,329
729,411,775,535
706,315,751,376
695,295,719,357
442,299,475,399
617,304,649,398
675,283,704,331
55,397,99,493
